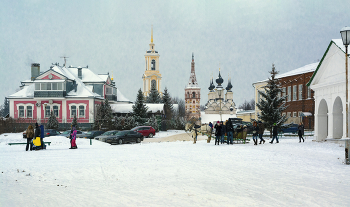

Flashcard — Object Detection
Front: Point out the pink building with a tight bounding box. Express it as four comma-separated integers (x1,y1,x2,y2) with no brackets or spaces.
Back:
7,63,130,127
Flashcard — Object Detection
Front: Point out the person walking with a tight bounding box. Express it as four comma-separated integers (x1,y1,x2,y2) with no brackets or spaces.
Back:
258,121,265,144
252,121,259,145
298,122,305,143
214,121,222,145
70,126,78,149
207,122,213,143
221,121,226,144
226,119,234,144
25,125,34,151
270,123,279,144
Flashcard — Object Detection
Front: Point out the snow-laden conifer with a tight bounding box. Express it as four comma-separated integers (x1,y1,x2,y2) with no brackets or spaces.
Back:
46,110,59,129
132,89,148,123
162,87,173,120
146,88,162,103
256,64,288,136
71,115,78,129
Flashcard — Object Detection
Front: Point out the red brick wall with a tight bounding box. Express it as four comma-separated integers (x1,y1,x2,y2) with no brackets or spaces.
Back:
279,71,314,129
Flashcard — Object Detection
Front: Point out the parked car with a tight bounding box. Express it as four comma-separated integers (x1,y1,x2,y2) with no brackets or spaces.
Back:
44,129,61,137
95,130,118,142
131,126,156,138
57,130,83,138
280,124,299,134
76,131,104,139
105,130,144,144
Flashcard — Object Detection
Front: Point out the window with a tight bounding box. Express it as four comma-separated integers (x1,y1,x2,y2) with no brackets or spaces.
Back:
282,112,286,117
71,106,76,117
151,59,156,70
35,83,40,90
293,85,297,101
53,105,59,117
287,112,291,117
298,85,303,100
298,111,303,117
79,106,85,117
106,87,112,94
307,86,311,99
45,106,50,117
19,106,24,118
52,83,58,90
282,87,286,100
287,86,291,102
27,106,32,118
193,101,195,104
293,112,297,117
192,92,196,98
151,80,156,90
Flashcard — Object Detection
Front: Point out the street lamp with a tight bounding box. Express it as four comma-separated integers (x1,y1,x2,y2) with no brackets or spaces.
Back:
217,87,223,121
340,26,350,138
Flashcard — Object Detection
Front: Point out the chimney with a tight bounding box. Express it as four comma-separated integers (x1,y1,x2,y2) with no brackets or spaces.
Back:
78,67,82,79
31,63,40,81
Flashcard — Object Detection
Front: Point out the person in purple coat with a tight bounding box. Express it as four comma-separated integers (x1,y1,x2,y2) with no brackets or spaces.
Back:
70,126,78,149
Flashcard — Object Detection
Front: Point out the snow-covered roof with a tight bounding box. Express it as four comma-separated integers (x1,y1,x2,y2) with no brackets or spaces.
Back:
254,62,319,84
66,67,105,83
111,103,178,114
117,89,131,102
8,84,35,98
200,111,237,124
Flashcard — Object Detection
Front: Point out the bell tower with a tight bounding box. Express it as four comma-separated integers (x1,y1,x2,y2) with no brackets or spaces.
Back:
142,26,162,97
185,53,201,119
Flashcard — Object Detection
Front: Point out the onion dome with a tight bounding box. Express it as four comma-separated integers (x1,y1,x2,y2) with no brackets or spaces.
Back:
226,79,233,91
216,71,224,86
208,79,215,91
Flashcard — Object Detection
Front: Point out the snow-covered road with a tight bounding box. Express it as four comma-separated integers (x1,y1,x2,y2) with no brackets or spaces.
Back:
1,132,349,207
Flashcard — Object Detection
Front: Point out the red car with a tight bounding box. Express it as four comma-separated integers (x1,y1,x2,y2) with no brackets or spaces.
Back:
131,126,156,138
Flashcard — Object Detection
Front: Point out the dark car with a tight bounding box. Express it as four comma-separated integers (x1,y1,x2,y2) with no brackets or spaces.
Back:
44,129,61,137
280,124,299,134
76,131,105,139
57,130,83,138
95,130,118,142
105,130,144,144
131,126,156,138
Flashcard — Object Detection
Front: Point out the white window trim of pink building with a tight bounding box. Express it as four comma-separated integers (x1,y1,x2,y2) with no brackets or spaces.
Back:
68,103,87,118
42,104,61,118
16,103,34,118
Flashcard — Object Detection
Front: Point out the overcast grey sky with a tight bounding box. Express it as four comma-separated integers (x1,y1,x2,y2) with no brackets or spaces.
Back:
1,0,350,107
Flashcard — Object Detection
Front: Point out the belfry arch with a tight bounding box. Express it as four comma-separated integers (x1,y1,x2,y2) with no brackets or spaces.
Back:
332,96,343,139
318,99,328,141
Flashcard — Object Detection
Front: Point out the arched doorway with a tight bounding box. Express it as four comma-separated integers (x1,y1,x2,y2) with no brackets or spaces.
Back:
318,99,328,140
333,96,343,138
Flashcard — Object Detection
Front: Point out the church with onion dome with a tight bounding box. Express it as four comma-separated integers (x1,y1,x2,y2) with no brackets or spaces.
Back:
202,70,236,123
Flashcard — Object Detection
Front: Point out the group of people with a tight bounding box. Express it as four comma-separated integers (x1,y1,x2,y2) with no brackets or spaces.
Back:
205,120,305,145
25,123,78,151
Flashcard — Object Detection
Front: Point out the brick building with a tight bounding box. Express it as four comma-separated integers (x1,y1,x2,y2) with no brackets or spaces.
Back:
254,62,319,129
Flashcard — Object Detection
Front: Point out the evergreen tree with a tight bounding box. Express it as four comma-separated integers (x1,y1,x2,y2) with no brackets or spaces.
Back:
93,99,113,130
71,115,78,129
256,64,288,136
0,98,9,117
46,110,59,129
147,115,159,132
146,88,162,103
132,89,149,123
162,87,173,120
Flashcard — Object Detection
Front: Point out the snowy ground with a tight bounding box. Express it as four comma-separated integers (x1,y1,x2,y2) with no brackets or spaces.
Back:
1,131,350,207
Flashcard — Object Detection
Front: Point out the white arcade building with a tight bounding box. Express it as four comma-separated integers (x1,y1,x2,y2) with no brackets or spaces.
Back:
308,39,350,141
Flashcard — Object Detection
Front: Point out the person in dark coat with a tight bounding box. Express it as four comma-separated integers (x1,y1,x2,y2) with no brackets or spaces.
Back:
214,121,222,145
25,125,34,151
221,121,226,144
34,123,41,149
252,121,259,145
270,123,279,144
207,122,213,143
226,119,234,144
298,122,305,143
258,121,265,144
